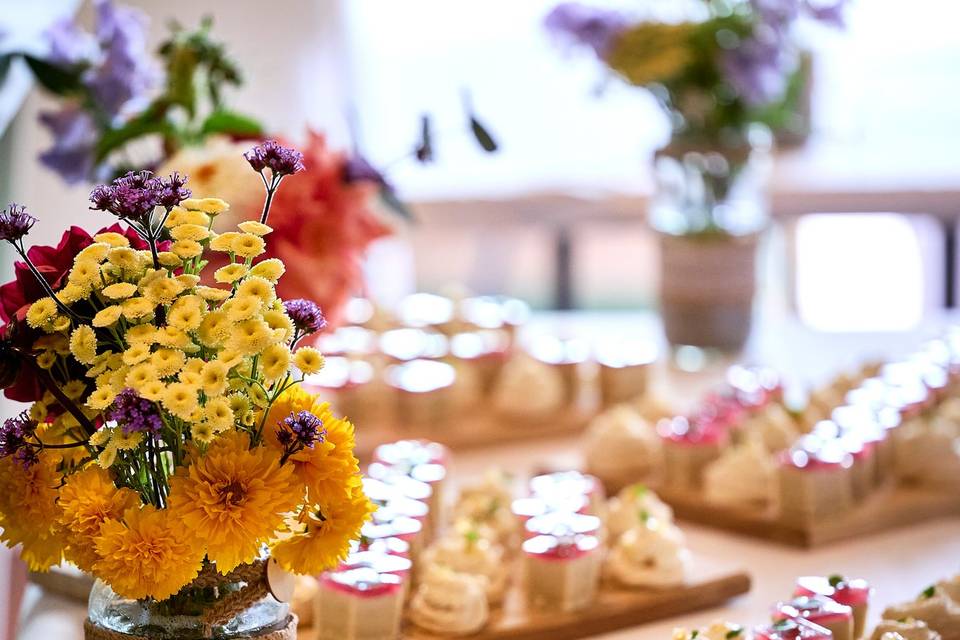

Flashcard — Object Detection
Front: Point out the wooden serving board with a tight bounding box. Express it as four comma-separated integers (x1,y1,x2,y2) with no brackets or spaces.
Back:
656,484,960,548
300,555,750,640
354,409,595,460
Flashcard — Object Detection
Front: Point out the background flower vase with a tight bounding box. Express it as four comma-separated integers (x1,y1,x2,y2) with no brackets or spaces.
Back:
86,560,295,640
651,144,768,352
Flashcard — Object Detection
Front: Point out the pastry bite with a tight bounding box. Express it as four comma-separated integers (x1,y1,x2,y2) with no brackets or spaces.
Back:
778,437,855,527
491,353,567,420
584,404,662,490
743,402,799,453
681,622,747,640
659,416,731,491
634,391,677,424
366,464,441,538
528,335,590,407
755,617,833,640
606,483,674,540
704,437,778,509
420,528,509,605
454,475,520,548
397,292,456,332
605,516,690,589
595,341,657,407
315,565,406,640
378,328,449,364
449,330,511,394
361,515,425,560
871,618,943,640
409,565,489,636
523,533,602,612
882,586,960,640
529,470,606,516
774,595,854,640
894,422,960,489
386,359,457,427
303,356,389,426
796,575,872,638
524,511,603,541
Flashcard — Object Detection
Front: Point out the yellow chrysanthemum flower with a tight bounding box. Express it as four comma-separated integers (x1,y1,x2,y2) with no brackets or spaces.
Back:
262,309,294,343
26,298,58,329
228,318,275,355
66,261,100,290
293,347,324,374
151,348,187,378
92,305,123,328
223,295,262,322
36,351,57,369
175,274,201,289
139,379,166,402
101,282,138,300
122,343,151,366
196,285,231,303
125,363,156,391
264,388,362,504
260,344,291,382
58,467,140,573
171,240,203,259
168,207,211,227
180,197,229,215
199,360,230,397
167,432,301,573
191,422,215,444
0,454,64,571
232,233,266,259
126,324,156,345
142,275,185,306
203,396,234,432
106,247,140,271
62,380,86,400
69,325,98,365
247,383,269,408
168,297,204,331
248,258,286,282
50,314,71,333
227,393,250,417
272,486,374,576
214,263,248,284
76,243,111,263
158,251,183,268
154,326,190,349
122,297,155,321
169,224,210,242
219,349,245,369
93,232,129,247
94,505,205,600
236,276,275,305
163,382,199,420
29,401,48,422
238,221,273,236
209,231,241,252
58,283,91,304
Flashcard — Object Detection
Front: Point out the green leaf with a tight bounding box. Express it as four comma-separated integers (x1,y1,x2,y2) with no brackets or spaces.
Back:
199,109,263,137
94,105,174,163
378,185,414,222
469,115,498,152
23,55,84,96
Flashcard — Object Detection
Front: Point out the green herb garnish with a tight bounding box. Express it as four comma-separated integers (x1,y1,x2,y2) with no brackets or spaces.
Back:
726,626,744,639
921,585,936,599
691,631,699,639
828,574,844,588
639,509,651,524
633,483,648,498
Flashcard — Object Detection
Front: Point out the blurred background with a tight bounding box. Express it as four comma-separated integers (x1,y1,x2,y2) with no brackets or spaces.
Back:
2,0,960,636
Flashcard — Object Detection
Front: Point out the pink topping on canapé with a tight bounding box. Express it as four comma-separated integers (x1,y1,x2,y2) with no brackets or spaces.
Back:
796,576,871,606
773,595,854,626
657,416,729,447
320,566,404,598
779,436,854,472
755,617,832,640
522,534,600,561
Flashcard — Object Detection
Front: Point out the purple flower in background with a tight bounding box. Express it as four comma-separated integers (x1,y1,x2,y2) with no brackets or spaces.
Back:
86,0,158,117
722,24,790,106
154,172,192,209
244,140,306,177
544,2,629,59
0,204,37,244
0,412,39,468
276,410,325,461
45,18,96,67
283,299,327,335
802,0,847,27
108,388,163,435
343,153,392,191
38,106,98,185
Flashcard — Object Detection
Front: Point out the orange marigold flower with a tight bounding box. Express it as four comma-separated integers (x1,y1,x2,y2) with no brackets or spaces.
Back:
94,505,205,600
166,431,302,573
0,453,64,571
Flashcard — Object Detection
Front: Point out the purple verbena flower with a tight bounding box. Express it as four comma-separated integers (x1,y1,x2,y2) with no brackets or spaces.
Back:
343,153,392,191
544,3,629,60
280,410,324,449
283,299,327,335
90,170,189,221
0,412,39,468
45,17,97,67
154,172,191,209
37,107,98,185
0,204,37,244
244,140,306,178
107,388,163,435
722,24,790,106
802,0,847,27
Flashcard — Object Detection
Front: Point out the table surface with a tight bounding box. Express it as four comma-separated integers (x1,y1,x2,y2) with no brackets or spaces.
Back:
16,312,960,639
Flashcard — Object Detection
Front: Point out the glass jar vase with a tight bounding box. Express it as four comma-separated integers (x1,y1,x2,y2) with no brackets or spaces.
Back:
86,561,293,640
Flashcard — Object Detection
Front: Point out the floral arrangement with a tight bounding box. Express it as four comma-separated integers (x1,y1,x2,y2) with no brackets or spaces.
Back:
0,140,372,603
545,0,845,147
5,0,262,184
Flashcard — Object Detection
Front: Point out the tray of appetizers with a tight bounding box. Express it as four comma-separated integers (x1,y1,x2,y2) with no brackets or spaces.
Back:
579,337,960,547
303,295,663,459
295,440,751,640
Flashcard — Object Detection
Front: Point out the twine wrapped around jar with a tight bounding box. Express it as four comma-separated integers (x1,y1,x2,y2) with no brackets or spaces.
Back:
83,560,298,640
